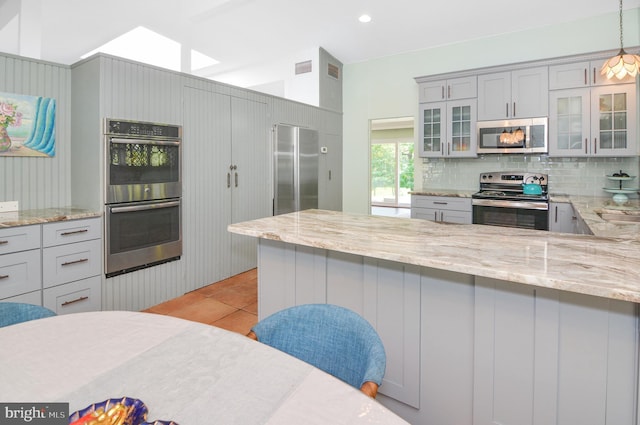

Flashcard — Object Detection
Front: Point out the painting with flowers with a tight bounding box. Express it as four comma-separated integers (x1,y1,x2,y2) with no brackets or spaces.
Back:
0,91,56,157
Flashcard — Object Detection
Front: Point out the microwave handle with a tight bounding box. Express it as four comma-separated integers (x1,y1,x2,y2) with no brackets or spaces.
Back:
110,200,180,214
110,138,180,147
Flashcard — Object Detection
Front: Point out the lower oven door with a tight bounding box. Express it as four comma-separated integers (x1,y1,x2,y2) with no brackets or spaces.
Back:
472,199,549,230
105,198,182,277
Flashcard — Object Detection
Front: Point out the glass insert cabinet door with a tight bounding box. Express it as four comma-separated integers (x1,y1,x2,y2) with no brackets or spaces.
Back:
549,85,636,157
419,99,477,157
419,102,443,156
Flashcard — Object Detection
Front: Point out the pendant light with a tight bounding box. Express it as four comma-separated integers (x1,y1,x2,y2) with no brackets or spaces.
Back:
601,0,640,80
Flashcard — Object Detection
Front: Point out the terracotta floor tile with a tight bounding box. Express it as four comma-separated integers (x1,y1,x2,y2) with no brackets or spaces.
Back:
169,298,237,325
212,310,257,335
144,269,258,331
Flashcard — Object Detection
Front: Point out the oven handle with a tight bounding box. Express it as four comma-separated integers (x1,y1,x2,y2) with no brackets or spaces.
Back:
110,200,180,214
472,199,548,211
110,138,180,147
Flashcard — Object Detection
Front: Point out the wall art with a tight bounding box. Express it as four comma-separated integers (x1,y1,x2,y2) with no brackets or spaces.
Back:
0,91,56,157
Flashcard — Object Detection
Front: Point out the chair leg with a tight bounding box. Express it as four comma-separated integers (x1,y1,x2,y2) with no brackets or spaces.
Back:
360,381,379,398
246,330,258,340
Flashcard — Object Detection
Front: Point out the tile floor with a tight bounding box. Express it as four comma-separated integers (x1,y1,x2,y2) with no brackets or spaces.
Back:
143,268,258,335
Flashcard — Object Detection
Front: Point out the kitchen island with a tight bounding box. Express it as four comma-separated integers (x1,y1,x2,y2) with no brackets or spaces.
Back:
229,209,640,425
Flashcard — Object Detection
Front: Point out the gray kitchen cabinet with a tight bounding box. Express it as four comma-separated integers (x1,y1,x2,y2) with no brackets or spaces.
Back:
549,60,638,90
183,87,269,284
0,225,41,302
477,67,548,120
549,84,637,157
419,76,477,103
42,218,103,314
257,239,421,409
0,218,102,314
548,201,577,233
474,276,636,425
418,99,477,158
318,132,343,211
411,195,472,224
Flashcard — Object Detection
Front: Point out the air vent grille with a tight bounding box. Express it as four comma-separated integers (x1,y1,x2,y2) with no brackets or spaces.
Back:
328,63,340,79
295,60,313,75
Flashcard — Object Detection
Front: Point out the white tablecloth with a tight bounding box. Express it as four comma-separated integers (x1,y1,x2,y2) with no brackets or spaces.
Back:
0,311,407,424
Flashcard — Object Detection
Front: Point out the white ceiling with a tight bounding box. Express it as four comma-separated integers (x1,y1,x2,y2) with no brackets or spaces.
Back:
3,0,640,82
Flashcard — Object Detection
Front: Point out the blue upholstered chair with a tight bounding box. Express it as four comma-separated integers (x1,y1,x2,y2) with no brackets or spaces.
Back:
0,302,56,328
247,304,386,398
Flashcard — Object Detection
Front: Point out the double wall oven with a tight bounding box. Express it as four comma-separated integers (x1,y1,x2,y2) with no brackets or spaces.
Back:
104,119,182,277
472,172,549,231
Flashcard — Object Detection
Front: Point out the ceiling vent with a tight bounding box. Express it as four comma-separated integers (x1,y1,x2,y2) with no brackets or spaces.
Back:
295,60,313,75
328,63,340,79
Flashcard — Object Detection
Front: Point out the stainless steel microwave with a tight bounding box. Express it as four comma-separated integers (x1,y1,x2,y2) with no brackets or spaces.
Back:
477,117,548,154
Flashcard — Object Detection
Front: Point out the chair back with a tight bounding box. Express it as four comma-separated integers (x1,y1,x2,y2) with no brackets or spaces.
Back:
250,304,385,392
0,302,56,328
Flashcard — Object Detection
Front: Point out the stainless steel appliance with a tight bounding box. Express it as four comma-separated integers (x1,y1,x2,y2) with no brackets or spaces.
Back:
104,119,182,277
477,117,548,154
273,124,319,215
472,172,549,230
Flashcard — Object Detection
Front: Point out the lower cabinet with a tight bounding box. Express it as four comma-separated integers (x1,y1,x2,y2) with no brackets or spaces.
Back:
0,217,102,314
548,201,577,233
411,195,472,224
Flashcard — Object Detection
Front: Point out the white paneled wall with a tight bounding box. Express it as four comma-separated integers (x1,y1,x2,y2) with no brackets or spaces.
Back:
0,53,72,209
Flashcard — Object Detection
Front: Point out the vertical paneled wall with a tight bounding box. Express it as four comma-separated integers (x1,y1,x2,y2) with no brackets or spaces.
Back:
0,53,72,209
69,55,342,311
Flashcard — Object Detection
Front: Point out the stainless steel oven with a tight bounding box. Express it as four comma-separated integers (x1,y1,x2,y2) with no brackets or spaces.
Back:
472,172,549,231
104,119,182,277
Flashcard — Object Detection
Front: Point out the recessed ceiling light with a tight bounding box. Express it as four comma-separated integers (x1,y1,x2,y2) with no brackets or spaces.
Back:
358,14,372,23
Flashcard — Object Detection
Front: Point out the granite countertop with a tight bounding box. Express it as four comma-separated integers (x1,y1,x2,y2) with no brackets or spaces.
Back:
410,189,475,197
228,209,640,303
0,207,101,228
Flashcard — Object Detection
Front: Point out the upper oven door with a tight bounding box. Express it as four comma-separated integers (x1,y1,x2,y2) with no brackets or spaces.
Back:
106,137,182,204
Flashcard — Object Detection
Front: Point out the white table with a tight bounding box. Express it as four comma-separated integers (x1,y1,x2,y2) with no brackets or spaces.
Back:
0,311,407,424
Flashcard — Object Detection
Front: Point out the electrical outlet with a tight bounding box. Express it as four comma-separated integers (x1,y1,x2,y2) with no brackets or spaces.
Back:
0,201,19,212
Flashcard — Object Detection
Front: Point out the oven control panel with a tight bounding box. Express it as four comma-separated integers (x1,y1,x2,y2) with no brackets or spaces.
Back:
105,118,181,139
480,172,546,185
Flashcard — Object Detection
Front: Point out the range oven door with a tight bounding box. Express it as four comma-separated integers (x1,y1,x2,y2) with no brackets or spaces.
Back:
105,198,182,277
106,137,181,204
472,199,549,230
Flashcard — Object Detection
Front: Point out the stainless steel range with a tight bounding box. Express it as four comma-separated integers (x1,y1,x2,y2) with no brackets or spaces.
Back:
472,172,549,230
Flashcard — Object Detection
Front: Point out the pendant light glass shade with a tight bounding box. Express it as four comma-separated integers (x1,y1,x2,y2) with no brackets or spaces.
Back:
601,0,640,80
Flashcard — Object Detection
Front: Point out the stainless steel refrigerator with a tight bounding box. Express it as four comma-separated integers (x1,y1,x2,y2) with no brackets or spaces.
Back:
273,124,319,215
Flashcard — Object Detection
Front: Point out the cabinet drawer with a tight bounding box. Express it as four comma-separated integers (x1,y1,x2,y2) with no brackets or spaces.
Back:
411,196,471,211
1,290,42,305
42,217,101,248
42,239,102,288
0,225,40,255
43,276,101,315
0,250,41,299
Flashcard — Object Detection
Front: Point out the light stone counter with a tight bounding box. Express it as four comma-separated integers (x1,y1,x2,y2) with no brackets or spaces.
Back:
228,208,640,303
0,207,101,228
409,189,475,197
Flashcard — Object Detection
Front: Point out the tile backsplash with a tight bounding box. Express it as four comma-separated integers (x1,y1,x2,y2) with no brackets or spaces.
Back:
418,155,640,198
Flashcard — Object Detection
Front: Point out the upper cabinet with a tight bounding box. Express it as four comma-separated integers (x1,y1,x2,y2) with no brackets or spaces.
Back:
419,76,477,103
549,84,637,157
548,57,637,157
418,77,477,158
419,99,477,158
549,60,637,90
477,67,549,120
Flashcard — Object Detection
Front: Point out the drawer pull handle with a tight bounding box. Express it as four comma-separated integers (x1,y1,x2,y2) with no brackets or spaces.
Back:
62,296,89,306
0,240,8,245
433,202,448,205
61,229,89,236
61,258,89,267
0,274,8,280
